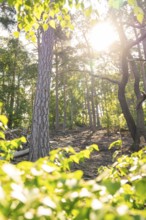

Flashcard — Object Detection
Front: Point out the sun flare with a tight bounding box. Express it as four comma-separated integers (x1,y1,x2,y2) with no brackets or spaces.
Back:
89,22,118,52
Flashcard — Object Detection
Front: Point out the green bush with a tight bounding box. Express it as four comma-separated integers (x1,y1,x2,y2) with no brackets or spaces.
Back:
0,114,26,161
0,143,146,219
0,113,146,219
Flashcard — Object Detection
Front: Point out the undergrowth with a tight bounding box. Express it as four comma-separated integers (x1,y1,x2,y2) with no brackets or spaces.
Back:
0,115,146,219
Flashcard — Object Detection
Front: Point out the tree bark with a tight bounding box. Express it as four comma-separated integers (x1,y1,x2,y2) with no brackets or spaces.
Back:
29,26,54,161
130,57,146,146
55,42,59,130
85,75,92,127
63,72,67,131
91,75,96,131
118,52,137,142
8,40,18,128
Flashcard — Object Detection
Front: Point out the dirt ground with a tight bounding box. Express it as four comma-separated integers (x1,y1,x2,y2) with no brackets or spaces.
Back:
13,128,133,179
50,129,133,179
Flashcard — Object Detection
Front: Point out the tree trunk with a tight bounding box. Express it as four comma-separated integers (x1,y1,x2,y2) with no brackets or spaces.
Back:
8,41,18,128
116,22,138,149
140,28,146,92
29,26,54,161
55,42,59,130
63,72,67,131
130,57,146,147
70,92,73,129
118,52,137,142
91,75,96,131
95,89,101,128
134,27,146,92
85,75,92,127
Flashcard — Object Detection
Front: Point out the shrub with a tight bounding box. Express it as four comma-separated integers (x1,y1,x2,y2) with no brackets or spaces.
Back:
0,114,26,161
0,144,146,219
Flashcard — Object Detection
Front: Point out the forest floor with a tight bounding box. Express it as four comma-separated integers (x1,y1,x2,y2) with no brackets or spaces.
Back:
50,128,133,179
13,128,133,179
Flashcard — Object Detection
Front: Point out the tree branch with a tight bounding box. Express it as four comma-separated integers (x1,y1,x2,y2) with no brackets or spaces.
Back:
128,32,146,50
60,69,119,85
124,22,146,29
136,91,146,110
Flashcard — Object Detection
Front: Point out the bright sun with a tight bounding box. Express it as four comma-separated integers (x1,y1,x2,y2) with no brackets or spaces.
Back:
89,22,118,52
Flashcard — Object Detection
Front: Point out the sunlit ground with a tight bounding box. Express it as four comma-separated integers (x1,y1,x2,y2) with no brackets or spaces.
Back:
88,21,118,52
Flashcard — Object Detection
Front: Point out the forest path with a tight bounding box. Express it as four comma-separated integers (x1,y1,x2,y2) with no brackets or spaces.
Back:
50,129,132,179
13,128,132,179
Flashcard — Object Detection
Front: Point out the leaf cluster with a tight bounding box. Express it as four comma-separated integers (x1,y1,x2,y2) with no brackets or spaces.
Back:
0,111,26,161
0,135,146,219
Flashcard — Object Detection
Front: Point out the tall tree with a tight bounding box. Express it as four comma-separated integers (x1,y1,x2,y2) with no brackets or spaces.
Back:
11,0,86,161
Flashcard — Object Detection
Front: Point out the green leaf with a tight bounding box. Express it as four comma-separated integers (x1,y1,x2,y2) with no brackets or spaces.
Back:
70,155,80,164
13,31,20,38
0,115,8,126
134,178,146,199
84,6,92,17
20,136,26,143
0,131,5,140
73,170,83,179
128,0,137,6
60,20,66,28
109,140,122,149
43,23,49,31
7,0,14,5
134,6,144,23
83,149,91,159
103,179,121,195
109,0,125,9
49,20,56,29
91,144,99,151
0,102,3,108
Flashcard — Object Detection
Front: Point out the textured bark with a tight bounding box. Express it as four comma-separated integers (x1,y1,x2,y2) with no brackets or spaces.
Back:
141,28,146,92
130,58,146,146
141,28,146,59
70,92,73,129
85,75,92,127
29,27,54,161
134,27,146,92
118,52,137,142
55,42,59,130
94,89,101,128
63,72,67,131
91,75,96,131
8,41,18,128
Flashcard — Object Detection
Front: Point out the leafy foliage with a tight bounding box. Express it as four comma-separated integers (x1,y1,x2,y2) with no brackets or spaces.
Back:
1,140,146,219
0,112,26,161
109,0,144,23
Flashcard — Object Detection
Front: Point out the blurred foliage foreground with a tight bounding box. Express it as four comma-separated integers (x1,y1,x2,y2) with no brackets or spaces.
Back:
0,116,146,219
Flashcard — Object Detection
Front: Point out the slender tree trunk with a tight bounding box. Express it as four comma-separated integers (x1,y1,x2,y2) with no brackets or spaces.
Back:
115,21,138,149
140,28,146,92
29,26,54,161
141,28,146,59
91,75,96,131
15,73,21,127
130,58,146,142
84,93,88,125
8,41,18,128
70,92,73,129
8,72,15,128
95,89,101,128
134,28,146,92
55,42,59,130
63,72,67,131
118,52,137,143
85,75,92,127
